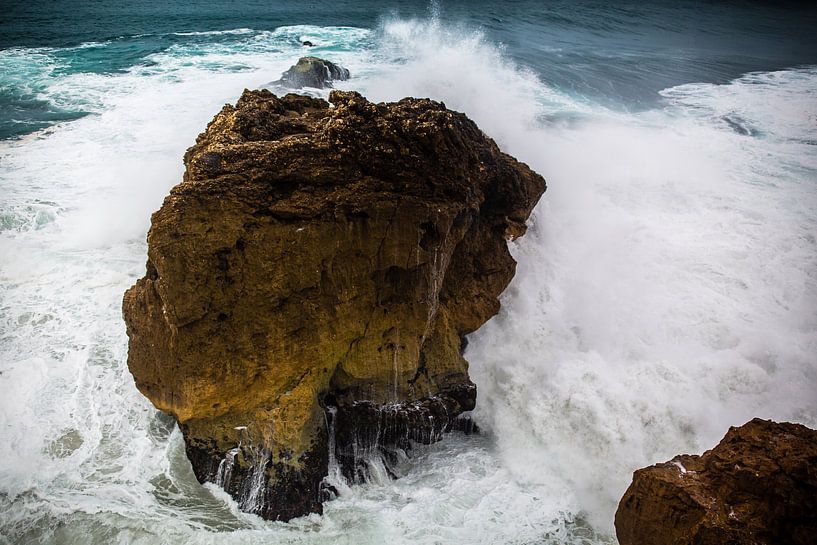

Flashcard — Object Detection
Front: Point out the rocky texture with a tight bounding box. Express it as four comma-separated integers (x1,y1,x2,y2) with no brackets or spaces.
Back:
123,89,545,520
277,57,350,89
615,418,817,545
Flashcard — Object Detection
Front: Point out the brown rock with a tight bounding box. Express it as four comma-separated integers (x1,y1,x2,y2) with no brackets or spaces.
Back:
122,89,545,520
615,418,817,545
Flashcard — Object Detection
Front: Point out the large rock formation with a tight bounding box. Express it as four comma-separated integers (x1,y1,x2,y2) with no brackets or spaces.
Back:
123,89,545,520
277,57,350,89
615,418,817,545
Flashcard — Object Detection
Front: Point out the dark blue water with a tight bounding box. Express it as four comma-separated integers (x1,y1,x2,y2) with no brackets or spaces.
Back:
1,0,816,139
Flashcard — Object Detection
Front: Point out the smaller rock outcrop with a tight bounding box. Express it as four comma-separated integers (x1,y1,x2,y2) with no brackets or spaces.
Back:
615,418,817,545
277,56,350,89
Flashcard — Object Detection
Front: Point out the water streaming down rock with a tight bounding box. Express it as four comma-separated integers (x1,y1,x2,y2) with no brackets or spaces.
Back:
322,406,342,493
392,344,400,402
328,390,477,483
239,448,272,514
122,89,545,520
214,447,240,489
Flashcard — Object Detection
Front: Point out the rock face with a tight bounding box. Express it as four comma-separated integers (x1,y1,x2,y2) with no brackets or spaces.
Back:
277,57,350,89
123,89,545,520
615,418,817,545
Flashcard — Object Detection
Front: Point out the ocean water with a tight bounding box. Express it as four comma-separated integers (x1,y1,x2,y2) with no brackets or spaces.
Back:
1,2,816,544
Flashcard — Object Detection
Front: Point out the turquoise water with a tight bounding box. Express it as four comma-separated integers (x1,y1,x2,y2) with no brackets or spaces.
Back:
1,2,816,545
2,1,816,138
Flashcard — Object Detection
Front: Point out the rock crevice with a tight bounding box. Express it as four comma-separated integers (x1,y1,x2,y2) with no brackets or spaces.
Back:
123,89,545,520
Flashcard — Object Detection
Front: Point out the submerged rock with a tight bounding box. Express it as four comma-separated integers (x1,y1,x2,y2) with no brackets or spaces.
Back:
615,418,817,545
122,89,545,520
277,56,349,89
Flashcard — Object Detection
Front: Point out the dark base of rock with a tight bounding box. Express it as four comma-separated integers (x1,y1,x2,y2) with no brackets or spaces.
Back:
182,425,328,521
328,382,477,482
179,382,477,520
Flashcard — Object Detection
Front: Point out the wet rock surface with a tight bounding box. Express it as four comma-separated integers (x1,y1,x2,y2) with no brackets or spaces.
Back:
277,56,350,89
329,382,478,483
122,89,544,521
615,418,817,545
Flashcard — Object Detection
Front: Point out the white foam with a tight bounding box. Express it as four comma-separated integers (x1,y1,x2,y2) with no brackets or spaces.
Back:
466,66,817,532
